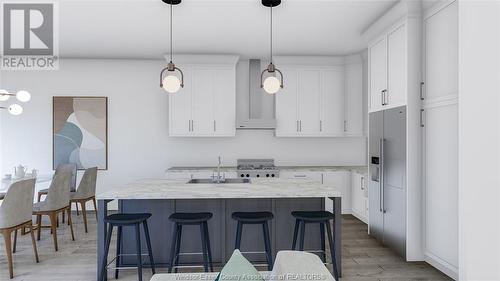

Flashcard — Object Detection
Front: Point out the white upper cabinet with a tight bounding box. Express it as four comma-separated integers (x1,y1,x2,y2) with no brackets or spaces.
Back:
298,70,322,135
275,69,299,136
192,68,216,136
168,55,239,137
213,69,236,136
345,60,364,136
368,22,408,112
387,24,407,107
369,37,388,112
321,69,345,136
274,56,361,138
169,67,193,136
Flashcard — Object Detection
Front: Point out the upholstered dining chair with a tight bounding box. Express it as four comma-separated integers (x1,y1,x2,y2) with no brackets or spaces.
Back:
38,163,77,201
37,163,78,223
70,167,98,233
32,173,75,251
0,179,39,279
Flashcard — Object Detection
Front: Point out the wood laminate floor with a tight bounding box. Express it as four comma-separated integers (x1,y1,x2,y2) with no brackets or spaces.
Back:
0,213,451,281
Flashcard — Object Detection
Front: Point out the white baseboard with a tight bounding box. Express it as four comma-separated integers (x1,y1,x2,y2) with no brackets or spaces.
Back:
425,251,458,280
351,210,368,224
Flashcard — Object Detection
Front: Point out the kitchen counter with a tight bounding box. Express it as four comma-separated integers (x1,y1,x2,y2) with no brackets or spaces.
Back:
96,178,343,280
97,178,342,200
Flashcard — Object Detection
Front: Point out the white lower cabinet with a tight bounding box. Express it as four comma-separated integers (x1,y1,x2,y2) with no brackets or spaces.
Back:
322,171,350,214
279,171,323,182
351,171,368,223
165,171,193,180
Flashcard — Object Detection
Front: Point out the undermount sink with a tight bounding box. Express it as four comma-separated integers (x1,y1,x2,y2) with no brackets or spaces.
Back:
187,178,251,184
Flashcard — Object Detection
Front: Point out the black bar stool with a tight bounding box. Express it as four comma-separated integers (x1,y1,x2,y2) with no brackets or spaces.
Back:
291,211,338,280
232,211,274,270
168,212,213,273
99,213,155,281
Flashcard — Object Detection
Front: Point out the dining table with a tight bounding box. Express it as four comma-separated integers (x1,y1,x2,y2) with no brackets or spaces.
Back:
0,174,54,202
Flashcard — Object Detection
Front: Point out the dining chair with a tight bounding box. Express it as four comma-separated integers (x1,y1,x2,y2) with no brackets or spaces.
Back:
70,167,98,233
38,163,77,201
32,172,75,251
0,179,39,279
37,163,78,223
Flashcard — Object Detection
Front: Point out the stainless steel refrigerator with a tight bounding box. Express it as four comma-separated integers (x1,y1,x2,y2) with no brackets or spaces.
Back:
368,106,407,257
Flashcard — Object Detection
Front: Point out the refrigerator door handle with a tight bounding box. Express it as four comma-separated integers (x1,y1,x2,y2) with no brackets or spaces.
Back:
379,138,384,213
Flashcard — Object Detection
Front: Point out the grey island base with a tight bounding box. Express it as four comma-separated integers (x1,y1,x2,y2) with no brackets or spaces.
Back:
96,179,342,281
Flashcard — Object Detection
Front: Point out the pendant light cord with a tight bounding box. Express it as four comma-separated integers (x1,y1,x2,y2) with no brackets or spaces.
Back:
270,5,273,64
170,3,173,63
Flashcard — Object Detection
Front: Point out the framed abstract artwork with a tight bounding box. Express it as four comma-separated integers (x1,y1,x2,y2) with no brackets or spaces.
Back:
53,96,108,170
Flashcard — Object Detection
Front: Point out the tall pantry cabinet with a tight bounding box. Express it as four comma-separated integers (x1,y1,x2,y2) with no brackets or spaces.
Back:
422,1,458,279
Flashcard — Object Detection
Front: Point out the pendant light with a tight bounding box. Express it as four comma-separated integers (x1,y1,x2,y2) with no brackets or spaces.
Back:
0,89,31,115
159,0,184,94
261,0,283,94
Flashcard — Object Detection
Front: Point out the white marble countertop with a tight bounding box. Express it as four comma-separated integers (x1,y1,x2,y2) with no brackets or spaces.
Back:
97,178,342,200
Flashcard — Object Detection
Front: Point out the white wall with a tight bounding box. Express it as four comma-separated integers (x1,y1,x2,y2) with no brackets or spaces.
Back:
0,59,366,195
458,1,500,280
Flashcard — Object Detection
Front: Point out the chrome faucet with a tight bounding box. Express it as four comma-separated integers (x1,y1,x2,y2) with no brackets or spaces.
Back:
215,156,223,183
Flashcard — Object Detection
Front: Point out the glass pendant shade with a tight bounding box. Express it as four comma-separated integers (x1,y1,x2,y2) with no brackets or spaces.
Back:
162,75,182,93
159,0,184,94
261,0,283,94
16,90,31,102
8,104,23,115
263,76,281,94
0,89,10,101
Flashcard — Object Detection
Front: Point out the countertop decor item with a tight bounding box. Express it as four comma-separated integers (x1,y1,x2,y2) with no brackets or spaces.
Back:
14,165,28,179
261,0,284,94
0,89,31,115
159,0,184,94
53,96,108,170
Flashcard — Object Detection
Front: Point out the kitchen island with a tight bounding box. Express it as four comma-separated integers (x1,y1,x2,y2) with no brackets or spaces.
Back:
96,178,342,280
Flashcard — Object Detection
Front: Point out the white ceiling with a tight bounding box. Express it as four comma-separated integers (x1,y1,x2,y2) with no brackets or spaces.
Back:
57,0,398,59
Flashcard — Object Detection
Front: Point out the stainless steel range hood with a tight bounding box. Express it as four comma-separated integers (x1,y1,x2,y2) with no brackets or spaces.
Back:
236,59,276,130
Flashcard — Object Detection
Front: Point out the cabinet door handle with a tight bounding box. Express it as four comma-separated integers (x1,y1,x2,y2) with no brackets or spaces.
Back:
344,120,347,132
188,120,191,131
360,176,364,190
191,120,194,132
300,121,302,132
381,90,384,106
420,82,425,100
320,121,322,132
420,109,425,127
385,90,389,105
294,175,307,178
296,121,299,132
214,120,216,132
